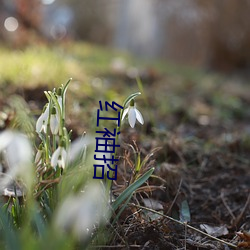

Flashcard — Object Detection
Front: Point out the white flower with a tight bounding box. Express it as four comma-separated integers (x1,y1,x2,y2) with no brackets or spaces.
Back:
0,130,33,190
51,145,67,169
54,182,109,241
36,104,50,133
122,100,144,128
50,106,59,135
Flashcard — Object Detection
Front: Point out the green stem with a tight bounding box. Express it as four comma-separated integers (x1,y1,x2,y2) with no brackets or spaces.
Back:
52,134,56,152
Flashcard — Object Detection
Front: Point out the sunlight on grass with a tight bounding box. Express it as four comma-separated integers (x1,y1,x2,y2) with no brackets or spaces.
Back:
0,45,85,86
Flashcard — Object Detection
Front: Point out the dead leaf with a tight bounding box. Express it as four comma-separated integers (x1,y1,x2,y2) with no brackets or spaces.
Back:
142,198,164,221
200,224,229,237
143,198,163,211
237,231,250,248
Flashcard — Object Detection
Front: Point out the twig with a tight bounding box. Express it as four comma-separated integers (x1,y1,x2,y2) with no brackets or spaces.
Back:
221,190,236,221
233,192,250,227
184,221,187,250
89,244,141,248
166,178,183,215
129,203,237,249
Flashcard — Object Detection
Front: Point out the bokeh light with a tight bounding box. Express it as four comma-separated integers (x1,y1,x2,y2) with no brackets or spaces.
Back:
41,0,55,5
4,17,19,32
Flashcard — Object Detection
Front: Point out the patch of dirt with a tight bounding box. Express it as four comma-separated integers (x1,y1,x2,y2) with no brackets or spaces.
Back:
2,73,250,249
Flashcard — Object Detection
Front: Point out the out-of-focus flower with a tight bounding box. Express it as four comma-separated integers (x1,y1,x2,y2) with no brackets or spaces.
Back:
122,99,144,128
36,103,50,133
67,134,91,164
51,143,67,169
54,182,109,241
0,130,33,190
50,106,59,135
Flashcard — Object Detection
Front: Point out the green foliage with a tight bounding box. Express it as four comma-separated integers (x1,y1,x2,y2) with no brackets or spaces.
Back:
112,167,155,212
0,81,153,249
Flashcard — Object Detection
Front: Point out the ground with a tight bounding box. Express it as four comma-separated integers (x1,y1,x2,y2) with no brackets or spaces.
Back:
0,42,249,249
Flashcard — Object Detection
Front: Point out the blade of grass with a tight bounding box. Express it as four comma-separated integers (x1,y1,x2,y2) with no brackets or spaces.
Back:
112,192,133,225
112,167,154,211
0,208,21,250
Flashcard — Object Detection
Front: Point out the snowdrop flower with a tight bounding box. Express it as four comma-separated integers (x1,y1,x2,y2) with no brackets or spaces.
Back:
50,106,59,135
51,142,67,169
54,182,109,241
36,103,50,133
122,99,144,128
0,130,33,190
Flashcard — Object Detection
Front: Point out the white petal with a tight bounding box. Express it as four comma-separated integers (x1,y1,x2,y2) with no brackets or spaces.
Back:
36,113,45,133
60,148,67,169
121,107,129,121
0,130,13,151
128,108,136,128
6,133,32,170
41,122,47,133
50,114,59,135
135,109,144,125
51,147,61,168
35,150,42,164
58,159,65,169
44,104,50,119
0,131,33,191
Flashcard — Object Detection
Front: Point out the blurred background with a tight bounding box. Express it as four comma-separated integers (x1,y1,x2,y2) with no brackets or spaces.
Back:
1,2,250,249
1,0,250,73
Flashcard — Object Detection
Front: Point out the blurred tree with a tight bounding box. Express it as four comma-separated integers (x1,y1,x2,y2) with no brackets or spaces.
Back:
159,0,250,71
63,0,115,44
0,0,42,46
16,0,41,32
203,0,250,71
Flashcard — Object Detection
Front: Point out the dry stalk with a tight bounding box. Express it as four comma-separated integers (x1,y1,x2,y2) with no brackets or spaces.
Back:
129,203,238,249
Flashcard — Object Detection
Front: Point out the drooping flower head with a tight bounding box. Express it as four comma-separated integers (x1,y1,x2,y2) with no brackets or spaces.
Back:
122,99,144,128
51,140,67,170
36,103,50,134
50,106,59,135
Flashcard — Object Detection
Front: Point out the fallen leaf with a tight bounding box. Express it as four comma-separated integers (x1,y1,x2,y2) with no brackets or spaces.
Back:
143,198,163,211
142,198,164,221
237,231,250,248
200,224,229,237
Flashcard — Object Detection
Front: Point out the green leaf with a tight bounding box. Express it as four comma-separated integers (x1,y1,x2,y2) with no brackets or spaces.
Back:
112,167,154,211
135,152,141,173
62,78,72,98
0,208,21,250
112,192,133,225
32,209,46,237
122,92,141,109
179,199,191,222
